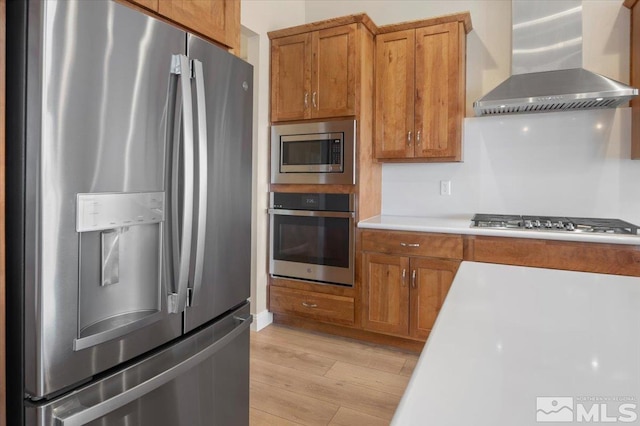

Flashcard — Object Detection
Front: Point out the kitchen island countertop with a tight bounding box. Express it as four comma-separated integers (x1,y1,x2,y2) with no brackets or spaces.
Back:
391,261,640,425
358,214,640,245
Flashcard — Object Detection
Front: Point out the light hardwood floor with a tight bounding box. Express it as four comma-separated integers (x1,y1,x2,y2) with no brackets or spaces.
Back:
250,324,421,426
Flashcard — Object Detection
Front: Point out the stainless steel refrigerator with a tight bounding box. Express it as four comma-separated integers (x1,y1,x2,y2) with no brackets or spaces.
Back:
6,0,253,424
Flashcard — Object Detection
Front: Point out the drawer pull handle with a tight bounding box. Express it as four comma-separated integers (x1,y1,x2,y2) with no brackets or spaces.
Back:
302,302,318,308
400,242,420,248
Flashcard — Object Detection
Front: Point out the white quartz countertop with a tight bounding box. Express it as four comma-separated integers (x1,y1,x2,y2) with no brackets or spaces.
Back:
391,262,640,425
358,215,640,245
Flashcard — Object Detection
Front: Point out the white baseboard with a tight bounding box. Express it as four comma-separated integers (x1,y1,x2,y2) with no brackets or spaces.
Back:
251,310,273,331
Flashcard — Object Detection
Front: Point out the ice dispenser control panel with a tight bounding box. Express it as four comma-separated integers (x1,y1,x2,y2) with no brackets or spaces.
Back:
76,192,165,232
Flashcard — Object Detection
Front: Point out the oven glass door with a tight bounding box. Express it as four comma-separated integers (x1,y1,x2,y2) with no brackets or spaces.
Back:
270,210,354,286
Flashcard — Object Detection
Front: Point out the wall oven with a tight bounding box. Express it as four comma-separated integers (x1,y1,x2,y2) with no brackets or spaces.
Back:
270,119,356,185
269,192,354,286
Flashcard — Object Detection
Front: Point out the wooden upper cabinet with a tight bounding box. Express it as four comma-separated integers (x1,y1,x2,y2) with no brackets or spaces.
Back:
271,33,312,122
155,0,240,51
415,22,462,159
375,30,415,158
120,0,240,51
312,24,356,119
375,15,469,162
624,0,640,158
127,0,158,11
270,23,359,122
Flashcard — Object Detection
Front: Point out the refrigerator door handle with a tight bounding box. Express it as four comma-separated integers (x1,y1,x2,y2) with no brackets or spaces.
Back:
51,315,253,426
190,59,208,307
168,54,195,314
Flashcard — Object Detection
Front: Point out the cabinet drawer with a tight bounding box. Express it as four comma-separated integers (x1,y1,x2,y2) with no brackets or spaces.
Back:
361,230,463,259
269,286,355,326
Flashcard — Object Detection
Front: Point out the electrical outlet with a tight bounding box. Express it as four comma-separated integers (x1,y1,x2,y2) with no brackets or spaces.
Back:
440,180,451,196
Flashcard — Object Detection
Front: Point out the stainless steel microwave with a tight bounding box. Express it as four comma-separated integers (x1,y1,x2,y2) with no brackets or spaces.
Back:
270,119,356,184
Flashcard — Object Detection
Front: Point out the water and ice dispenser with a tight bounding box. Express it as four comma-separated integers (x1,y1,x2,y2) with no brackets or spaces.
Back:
75,192,165,350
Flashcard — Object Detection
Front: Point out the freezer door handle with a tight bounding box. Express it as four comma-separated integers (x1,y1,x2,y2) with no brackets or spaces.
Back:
189,59,208,307
51,314,253,426
168,54,195,314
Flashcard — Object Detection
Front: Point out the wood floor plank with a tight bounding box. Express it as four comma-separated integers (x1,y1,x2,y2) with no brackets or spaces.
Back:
252,357,400,421
328,407,390,426
250,408,304,426
400,356,419,377
256,325,406,374
324,361,410,396
250,338,336,376
250,380,339,426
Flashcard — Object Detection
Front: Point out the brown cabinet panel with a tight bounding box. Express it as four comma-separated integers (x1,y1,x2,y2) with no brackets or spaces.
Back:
361,229,463,259
467,236,640,277
415,22,461,160
270,22,364,122
158,0,239,51
374,17,467,162
362,253,410,335
270,286,355,326
374,30,415,158
361,230,460,341
128,0,158,11
410,257,459,340
270,33,312,121
313,24,356,118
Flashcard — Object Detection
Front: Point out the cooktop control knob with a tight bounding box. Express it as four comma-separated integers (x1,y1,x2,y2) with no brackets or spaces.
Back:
534,220,541,228
566,222,575,231
545,220,552,228
524,220,533,229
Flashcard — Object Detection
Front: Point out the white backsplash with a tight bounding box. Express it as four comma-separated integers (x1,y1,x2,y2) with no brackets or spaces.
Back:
381,108,640,225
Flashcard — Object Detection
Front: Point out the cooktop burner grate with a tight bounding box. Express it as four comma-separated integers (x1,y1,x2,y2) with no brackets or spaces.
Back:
471,214,639,235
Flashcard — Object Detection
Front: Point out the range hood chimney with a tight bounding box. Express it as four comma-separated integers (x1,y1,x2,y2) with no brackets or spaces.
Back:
473,0,638,116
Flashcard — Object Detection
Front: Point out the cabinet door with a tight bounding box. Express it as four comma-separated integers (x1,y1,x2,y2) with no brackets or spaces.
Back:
270,33,312,122
415,22,463,161
374,30,415,159
410,257,459,340
127,0,158,11
158,0,240,51
362,253,410,336
312,24,356,118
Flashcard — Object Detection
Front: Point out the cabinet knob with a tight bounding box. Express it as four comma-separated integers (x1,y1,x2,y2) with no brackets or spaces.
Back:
302,302,318,308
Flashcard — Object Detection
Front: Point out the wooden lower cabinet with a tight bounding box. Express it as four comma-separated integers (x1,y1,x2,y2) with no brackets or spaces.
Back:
269,286,355,326
362,252,459,340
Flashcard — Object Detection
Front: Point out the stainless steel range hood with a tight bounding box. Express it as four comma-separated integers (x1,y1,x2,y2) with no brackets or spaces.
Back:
473,0,638,116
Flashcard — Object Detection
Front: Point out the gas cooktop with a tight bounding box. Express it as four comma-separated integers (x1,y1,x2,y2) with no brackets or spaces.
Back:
471,214,640,235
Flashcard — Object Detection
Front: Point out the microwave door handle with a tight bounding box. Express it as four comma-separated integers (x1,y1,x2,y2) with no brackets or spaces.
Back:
189,59,208,307
267,209,354,219
167,54,194,314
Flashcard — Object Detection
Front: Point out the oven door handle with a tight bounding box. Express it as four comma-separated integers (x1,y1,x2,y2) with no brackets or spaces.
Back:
268,209,354,219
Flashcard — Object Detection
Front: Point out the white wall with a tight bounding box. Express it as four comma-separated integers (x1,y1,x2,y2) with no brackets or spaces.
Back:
384,108,640,225
241,1,305,330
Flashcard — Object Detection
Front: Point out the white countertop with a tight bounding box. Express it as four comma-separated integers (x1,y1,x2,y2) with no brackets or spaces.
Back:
392,262,640,425
358,215,640,245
